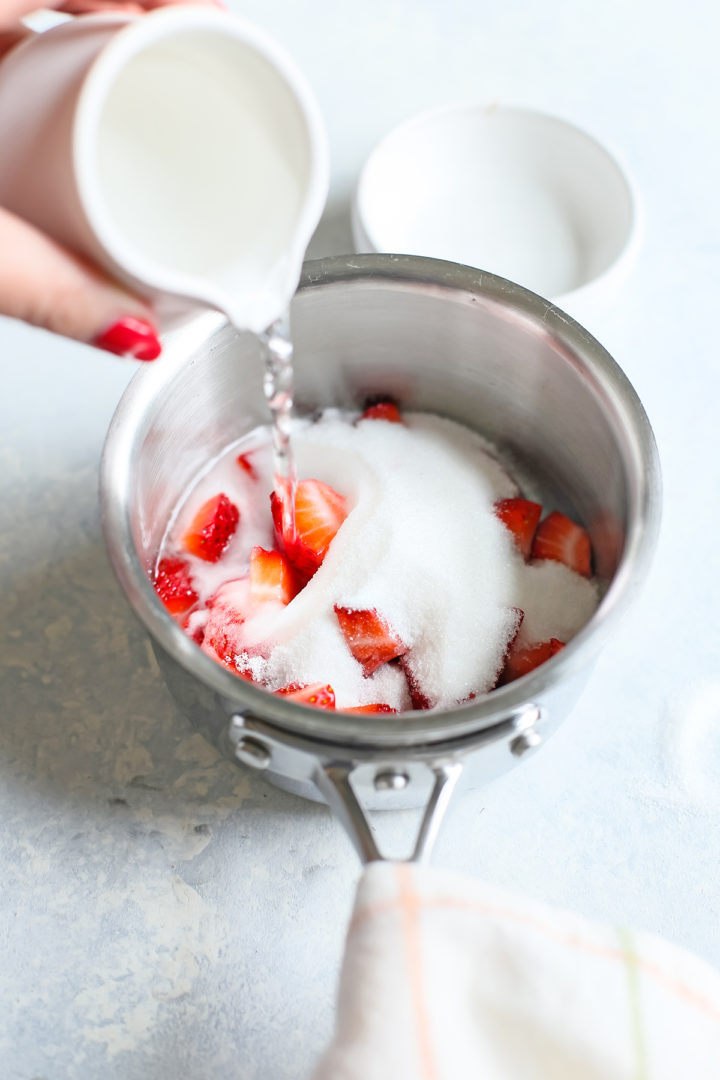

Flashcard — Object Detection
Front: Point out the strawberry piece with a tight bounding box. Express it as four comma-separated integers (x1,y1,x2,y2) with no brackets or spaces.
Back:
342,703,398,714
483,607,525,691
249,546,298,605
201,577,249,663
500,607,525,670
271,479,348,580
236,452,257,480
334,606,408,677
208,651,257,682
275,682,336,709
399,658,432,710
508,607,525,647
152,556,198,615
494,498,542,559
359,400,403,424
229,659,256,681
183,493,240,563
182,608,208,645
531,511,592,577
219,646,264,683
501,638,565,684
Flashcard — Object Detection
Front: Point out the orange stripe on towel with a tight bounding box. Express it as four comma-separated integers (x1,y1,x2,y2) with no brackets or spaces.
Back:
349,889,720,1028
396,864,438,1080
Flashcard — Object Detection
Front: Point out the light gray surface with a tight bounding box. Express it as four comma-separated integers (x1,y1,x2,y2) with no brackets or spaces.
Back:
1,1,718,1076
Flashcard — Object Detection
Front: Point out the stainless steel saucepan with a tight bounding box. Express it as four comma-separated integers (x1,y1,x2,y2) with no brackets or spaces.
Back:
100,254,661,863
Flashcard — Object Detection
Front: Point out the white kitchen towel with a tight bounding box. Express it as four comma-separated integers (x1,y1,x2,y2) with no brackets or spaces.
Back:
312,862,720,1079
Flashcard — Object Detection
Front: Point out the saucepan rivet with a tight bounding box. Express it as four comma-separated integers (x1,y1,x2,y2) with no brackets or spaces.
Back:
373,768,410,791
509,730,542,757
228,714,246,737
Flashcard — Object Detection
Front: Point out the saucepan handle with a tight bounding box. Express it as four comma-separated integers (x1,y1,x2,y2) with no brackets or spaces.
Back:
314,760,464,864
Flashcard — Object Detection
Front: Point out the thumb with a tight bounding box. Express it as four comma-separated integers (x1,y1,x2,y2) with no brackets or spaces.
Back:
0,206,161,359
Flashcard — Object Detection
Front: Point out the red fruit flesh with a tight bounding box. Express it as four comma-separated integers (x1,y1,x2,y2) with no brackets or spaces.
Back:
183,493,240,563
494,498,542,559
207,650,257,682
484,607,525,691
334,606,408,677
249,546,298,605
359,401,403,423
236,452,257,479
342,703,398,714
531,511,592,577
182,609,207,645
153,556,198,615
501,638,565,684
399,658,432,710
500,606,525,670
201,578,249,664
271,479,348,580
275,682,336,709
232,661,256,681
507,607,525,649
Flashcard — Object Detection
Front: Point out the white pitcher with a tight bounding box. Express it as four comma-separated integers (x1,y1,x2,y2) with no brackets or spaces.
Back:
0,8,329,333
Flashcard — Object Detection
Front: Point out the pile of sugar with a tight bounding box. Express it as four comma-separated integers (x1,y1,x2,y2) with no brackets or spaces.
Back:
171,410,600,711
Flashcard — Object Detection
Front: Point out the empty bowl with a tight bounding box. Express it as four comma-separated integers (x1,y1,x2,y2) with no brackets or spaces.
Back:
352,104,640,315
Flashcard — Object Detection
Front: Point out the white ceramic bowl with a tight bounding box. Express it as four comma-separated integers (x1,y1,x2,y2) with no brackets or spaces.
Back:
352,104,641,316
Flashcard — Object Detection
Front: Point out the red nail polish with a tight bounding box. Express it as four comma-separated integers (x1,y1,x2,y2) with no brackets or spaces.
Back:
93,317,162,361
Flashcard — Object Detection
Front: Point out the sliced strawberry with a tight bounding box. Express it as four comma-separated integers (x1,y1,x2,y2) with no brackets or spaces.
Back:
342,703,398,714
207,648,236,673
207,651,257,681
335,606,408,677
531,511,592,577
152,556,198,615
398,658,432,710
232,660,256,681
494,498,542,559
249,546,299,605
183,493,240,563
233,650,266,681
275,682,336,709
483,607,526,691
271,479,348,580
501,638,565,684
499,607,525,670
507,607,525,649
201,577,249,663
236,452,257,480
182,608,208,645
359,400,403,424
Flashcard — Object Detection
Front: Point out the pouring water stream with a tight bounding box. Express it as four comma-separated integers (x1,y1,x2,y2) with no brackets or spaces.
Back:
260,315,297,539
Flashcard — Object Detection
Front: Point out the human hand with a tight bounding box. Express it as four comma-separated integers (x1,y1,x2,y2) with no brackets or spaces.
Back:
0,0,223,360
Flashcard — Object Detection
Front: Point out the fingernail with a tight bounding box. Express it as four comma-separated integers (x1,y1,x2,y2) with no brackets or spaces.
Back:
93,316,162,361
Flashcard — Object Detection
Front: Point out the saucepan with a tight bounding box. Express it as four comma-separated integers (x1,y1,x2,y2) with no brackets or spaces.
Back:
99,254,661,863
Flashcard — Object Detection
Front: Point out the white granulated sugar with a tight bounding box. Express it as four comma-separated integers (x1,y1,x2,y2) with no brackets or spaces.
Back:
514,560,599,647
174,410,600,711
233,412,525,710
259,619,413,710
236,652,269,683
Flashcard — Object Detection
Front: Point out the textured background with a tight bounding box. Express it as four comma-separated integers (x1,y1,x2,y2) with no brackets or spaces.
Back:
1,0,719,1076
